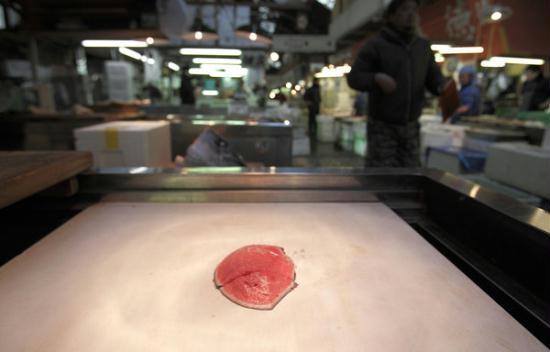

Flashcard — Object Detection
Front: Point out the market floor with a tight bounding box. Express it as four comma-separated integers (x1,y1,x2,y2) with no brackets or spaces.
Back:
292,141,365,168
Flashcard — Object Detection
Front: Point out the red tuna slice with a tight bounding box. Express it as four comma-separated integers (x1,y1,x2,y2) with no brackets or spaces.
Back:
214,245,297,310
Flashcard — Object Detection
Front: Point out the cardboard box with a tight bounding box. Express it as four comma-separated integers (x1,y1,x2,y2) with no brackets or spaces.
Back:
74,121,171,168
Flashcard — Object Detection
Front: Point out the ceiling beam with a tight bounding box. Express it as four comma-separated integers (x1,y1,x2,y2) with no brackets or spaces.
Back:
29,8,129,15
185,0,307,11
0,29,163,41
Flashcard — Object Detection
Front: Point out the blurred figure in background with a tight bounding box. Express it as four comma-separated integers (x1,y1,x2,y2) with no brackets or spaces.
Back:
347,0,444,167
520,65,550,111
353,92,368,117
253,84,267,108
143,83,163,103
303,78,321,140
450,65,481,124
179,65,195,105
482,69,513,114
232,80,248,101
274,92,287,105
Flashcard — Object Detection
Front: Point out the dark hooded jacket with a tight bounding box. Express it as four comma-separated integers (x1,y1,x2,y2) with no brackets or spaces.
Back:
347,26,443,124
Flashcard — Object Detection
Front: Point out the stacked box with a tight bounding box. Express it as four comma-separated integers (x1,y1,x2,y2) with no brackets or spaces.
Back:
74,121,171,168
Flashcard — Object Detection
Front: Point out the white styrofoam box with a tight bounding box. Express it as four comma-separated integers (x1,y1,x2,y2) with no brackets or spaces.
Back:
485,142,550,199
292,127,307,138
74,121,171,168
421,124,469,153
353,120,367,157
543,127,550,150
354,138,367,157
292,136,311,156
339,120,353,151
464,137,494,153
427,148,462,175
105,61,134,101
317,114,336,142
419,114,443,127
353,120,366,139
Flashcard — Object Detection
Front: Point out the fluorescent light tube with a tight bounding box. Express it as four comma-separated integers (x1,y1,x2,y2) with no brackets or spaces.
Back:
481,59,506,68
167,62,180,71
436,46,484,54
431,44,451,51
492,56,544,65
180,48,242,56
193,58,242,65
202,90,220,96
118,47,143,61
82,40,147,48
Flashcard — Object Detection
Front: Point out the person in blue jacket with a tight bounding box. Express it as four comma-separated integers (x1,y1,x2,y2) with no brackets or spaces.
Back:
450,65,481,124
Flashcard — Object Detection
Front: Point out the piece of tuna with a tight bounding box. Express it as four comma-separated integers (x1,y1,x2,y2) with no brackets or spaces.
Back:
214,245,297,310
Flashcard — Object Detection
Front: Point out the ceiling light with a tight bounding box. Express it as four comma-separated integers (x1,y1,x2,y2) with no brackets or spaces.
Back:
291,89,297,96
209,72,247,78
192,58,242,65
338,64,352,74
118,47,143,61
146,37,155,45
492,56,545,65
203,66,248,75
315,72,344,78
482,5,513,23
235,28,272,45
431,44,451,51
270,52,280,62
189,67,248,78
490,11,503,21
436,46,484,54
202,90,219,96
146,58,155,65
295,85,301,91
314,65,352,78
269,92,276,99
82,40,147,48
285,82,292,89
180,48,242,56
189,68,213,75
129,167,148,174
167,62,180,71
481,59,506,68
182,12,219,42
200,64,244,71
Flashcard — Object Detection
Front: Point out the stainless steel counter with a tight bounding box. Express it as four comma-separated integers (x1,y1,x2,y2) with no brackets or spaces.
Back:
152,115,293,167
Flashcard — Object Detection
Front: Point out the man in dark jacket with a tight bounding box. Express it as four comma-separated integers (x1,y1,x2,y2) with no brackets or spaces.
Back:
179,66,196,105
303,78,321,140
347,0,443,167
520,65,550,111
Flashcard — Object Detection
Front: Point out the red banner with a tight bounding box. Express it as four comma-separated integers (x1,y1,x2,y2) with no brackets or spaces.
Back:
419,0,550,58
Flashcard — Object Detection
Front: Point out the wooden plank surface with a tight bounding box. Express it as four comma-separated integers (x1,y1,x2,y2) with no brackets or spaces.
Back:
0,151,92,208
0,202,546,351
